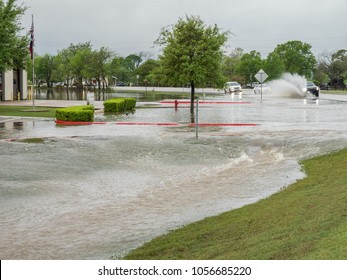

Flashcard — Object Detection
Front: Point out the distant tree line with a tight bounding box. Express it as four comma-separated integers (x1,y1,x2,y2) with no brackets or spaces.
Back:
27,42,155,90
29,40,346,91
222,43,347,89
1,0,346,92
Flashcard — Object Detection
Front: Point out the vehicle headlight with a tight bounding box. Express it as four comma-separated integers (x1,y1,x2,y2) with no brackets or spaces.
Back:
302,87,307,92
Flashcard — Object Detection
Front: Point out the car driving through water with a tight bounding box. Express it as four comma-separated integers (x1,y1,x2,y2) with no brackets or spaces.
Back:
224,81,242,93
254,83,271,94
304,81,320,98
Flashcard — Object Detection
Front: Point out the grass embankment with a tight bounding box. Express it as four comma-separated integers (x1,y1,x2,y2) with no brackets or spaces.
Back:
125,149,347,260
321,90,347,94
0,106,57,118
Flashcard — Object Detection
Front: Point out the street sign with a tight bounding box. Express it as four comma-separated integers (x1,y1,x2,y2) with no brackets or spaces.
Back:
255,69,268,83
87,92,94,106
255,69,268,101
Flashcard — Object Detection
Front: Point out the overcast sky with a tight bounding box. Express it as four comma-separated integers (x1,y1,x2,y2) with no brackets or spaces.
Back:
20,0,347,58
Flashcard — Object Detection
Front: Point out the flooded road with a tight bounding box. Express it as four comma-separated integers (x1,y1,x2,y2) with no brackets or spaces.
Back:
1,91,347,259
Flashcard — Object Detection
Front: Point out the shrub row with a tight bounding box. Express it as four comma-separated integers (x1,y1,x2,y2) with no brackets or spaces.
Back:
103,98,136,114
55,105,94,122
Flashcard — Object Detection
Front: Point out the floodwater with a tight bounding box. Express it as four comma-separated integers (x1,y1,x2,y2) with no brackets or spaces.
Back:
34,87,196,102
1,90,347,259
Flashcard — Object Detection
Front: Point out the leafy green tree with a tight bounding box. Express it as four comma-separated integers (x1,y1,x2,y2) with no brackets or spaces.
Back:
110,55,137,84
316,49,347,88
0,0,28,72
235,50,263,84
269,40,316,78
54,42,93,89
315,52,331,85
109,55,122,85
118,54,146,84
126,54,142,69
221,47,244,82
84,47,113,90
35,54,56,87
263,51,285,80
135,59,160,85
329,49,347,88
156,15,229,115
69,43,93,88
55,49,72,87
119,57,132,83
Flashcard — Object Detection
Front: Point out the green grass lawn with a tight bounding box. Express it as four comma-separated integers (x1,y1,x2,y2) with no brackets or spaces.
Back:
124,148,347,260
0,106,57,118
321,90,347,94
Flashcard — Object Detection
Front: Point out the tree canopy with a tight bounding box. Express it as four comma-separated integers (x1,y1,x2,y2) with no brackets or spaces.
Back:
156,15,229,114
316,49,347,88
235,50,263,84
232,41,317,83
0,0,28,72
268,40,316,78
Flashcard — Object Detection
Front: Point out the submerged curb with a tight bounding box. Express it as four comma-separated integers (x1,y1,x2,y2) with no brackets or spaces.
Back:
55,119,259,127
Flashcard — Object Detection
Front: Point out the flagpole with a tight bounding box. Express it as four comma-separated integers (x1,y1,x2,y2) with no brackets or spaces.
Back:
31,14,35,110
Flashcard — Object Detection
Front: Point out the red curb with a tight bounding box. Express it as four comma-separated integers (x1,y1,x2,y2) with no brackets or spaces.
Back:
114,122,179,126
55,120,106,125
55,120,179,126
55,120,258,127
160,100,251,105
188,123,258,127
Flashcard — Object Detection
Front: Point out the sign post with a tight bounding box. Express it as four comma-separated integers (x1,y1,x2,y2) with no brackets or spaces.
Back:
195,98,199,139
87,92,95,106
255,69,268,101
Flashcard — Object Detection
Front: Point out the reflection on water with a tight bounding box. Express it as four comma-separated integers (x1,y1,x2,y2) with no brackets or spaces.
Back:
35,88,192,102
1,94,347,259
13,122,24,130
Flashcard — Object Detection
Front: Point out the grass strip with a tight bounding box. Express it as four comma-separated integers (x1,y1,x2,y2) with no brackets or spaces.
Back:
0,106,57,118
124,148,347,260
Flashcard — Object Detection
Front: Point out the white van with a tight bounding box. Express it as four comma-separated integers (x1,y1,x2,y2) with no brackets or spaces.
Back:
224,81,242,93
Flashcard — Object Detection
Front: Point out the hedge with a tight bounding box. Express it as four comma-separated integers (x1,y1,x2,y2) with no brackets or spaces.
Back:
55,105,94,122
104,98,136,114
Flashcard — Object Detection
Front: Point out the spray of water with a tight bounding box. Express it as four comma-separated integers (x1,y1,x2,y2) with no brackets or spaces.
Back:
268,73,307,98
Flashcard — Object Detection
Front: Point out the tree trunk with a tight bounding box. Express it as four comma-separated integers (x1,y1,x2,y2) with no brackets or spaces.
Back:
190,80,195,116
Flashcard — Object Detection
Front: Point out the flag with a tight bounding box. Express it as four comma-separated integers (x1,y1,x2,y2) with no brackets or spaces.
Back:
29,15,34,59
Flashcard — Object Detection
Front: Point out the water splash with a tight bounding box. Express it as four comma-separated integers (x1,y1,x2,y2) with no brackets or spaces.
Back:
269,73,307,97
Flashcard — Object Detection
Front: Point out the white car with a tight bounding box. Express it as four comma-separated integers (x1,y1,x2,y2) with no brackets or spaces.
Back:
224,81,242,93
254,83,271,94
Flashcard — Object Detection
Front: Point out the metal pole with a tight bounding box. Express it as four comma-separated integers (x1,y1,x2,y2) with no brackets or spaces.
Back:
31,15,35,110
261,82,263,101
196,99,199,138
32,53,35,109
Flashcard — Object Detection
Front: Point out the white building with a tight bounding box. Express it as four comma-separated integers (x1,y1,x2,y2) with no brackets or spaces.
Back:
0,69,28,101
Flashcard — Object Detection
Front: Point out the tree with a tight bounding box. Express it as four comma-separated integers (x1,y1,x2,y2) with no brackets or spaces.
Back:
316,50,347,89
269,40,316,78
53,42,93,89
235,50,263,84
135,59,160,85
126,54,142,69
221,47,244,82
35,54,56,87
109,55,122,85
263,52,285,80
156,15,229,116
0,0,28,72
315,51,331,85
69,43,93,89
55,49,73,88
84,47,113,90
329,49,347,88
